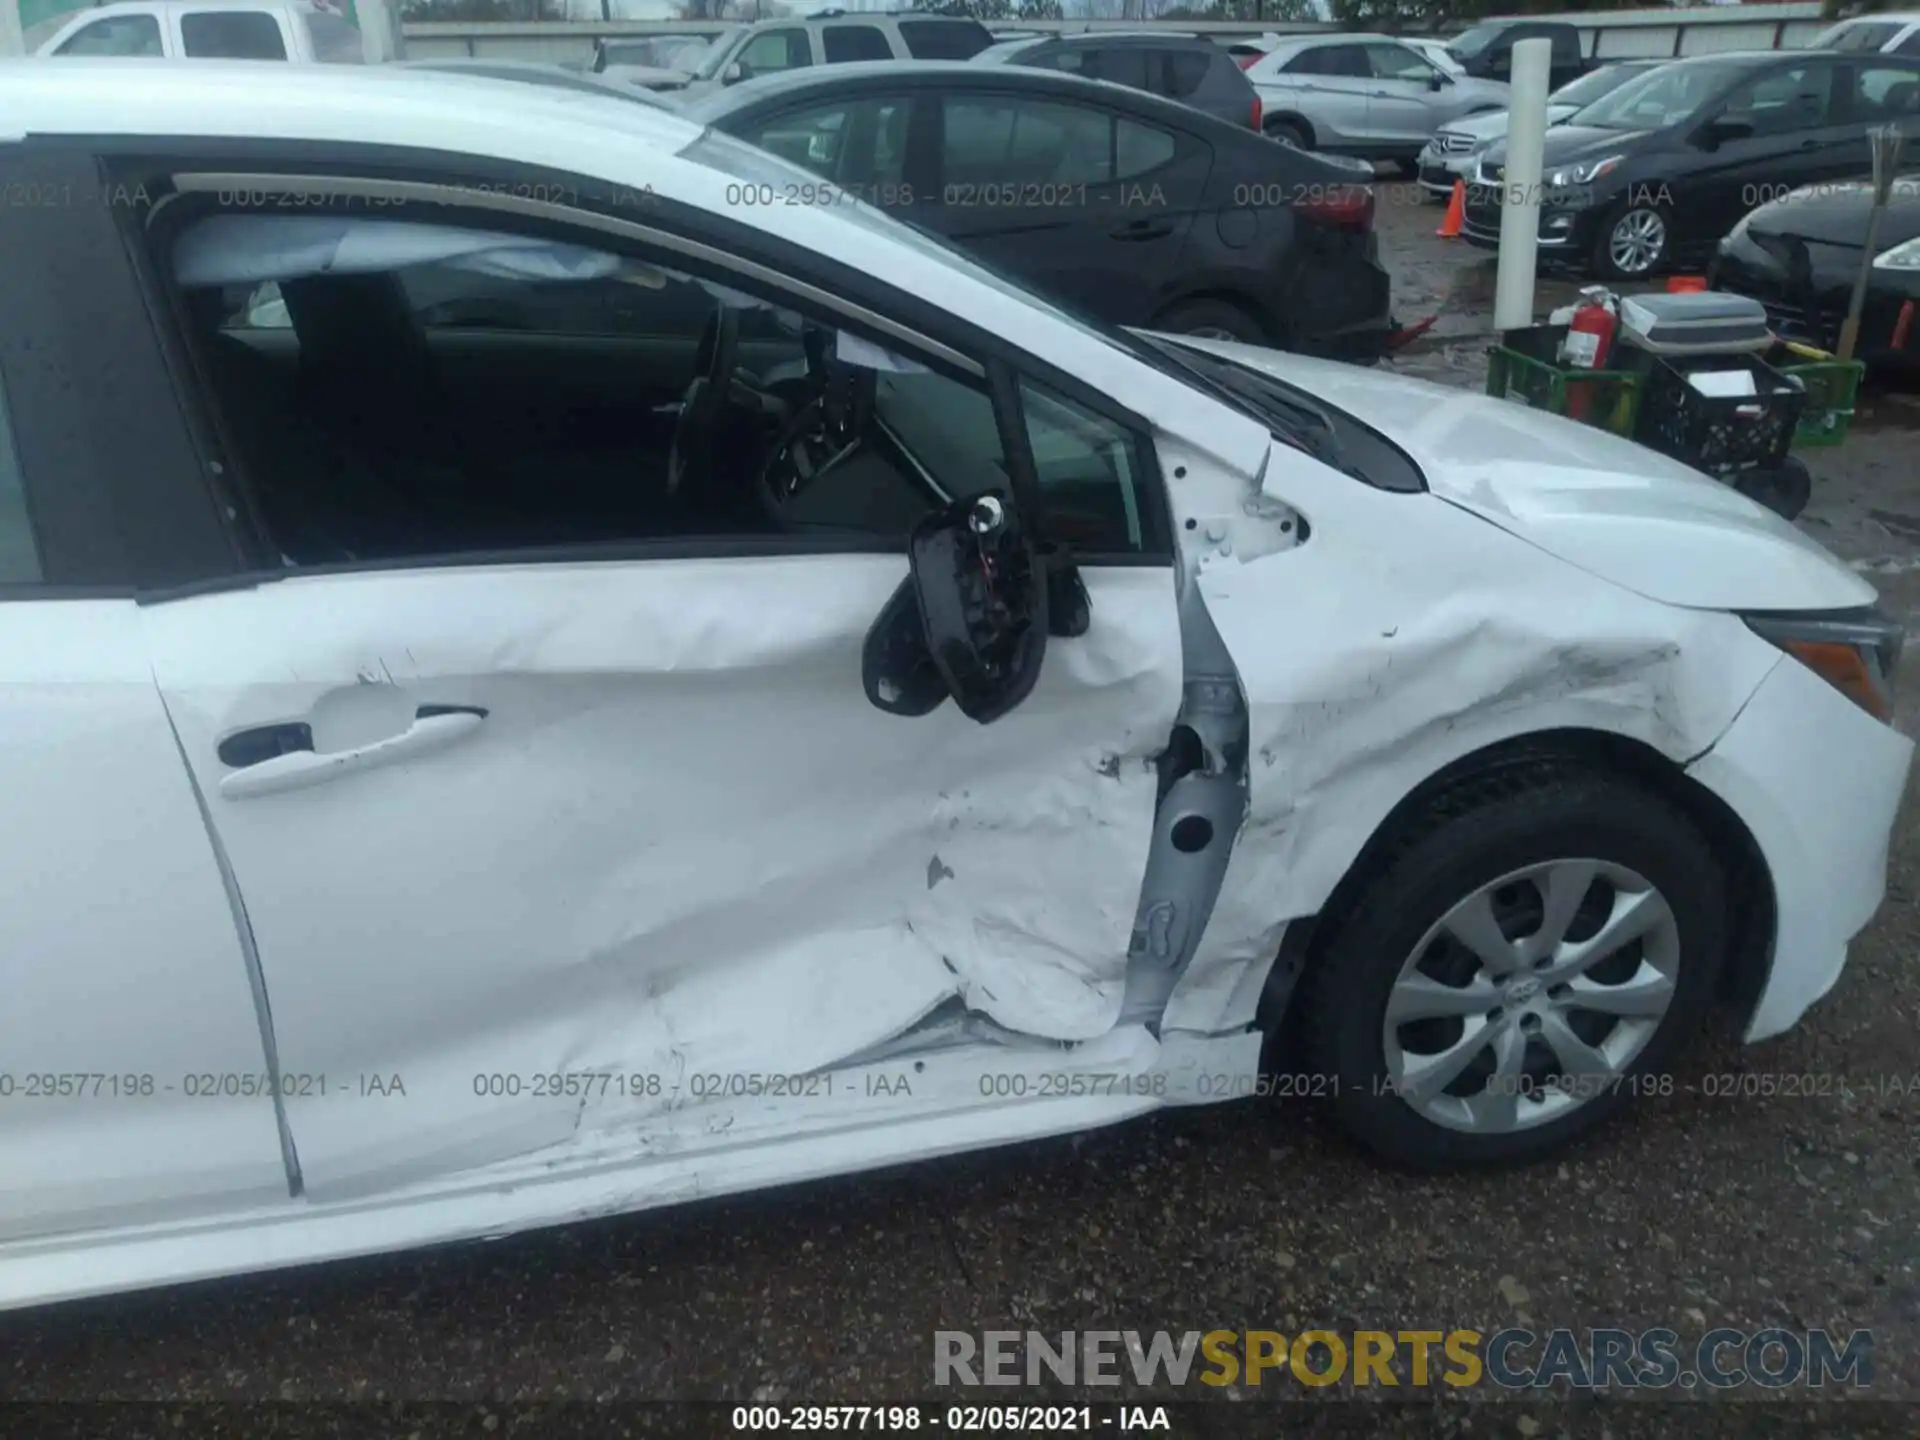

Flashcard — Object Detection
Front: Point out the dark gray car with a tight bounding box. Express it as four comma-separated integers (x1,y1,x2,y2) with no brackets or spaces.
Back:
974,32,1263,131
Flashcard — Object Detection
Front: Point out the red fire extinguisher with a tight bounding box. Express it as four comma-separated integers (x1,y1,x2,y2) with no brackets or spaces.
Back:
1560,286,1618,425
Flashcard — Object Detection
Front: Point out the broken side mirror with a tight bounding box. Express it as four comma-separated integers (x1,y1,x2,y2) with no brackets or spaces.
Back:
862,578,949,718
865,491,1050,724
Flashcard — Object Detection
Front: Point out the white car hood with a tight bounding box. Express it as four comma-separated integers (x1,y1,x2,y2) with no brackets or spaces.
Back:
1174,341,1875,613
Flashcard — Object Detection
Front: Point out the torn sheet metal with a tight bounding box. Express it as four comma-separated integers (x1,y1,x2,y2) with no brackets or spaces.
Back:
1156,436,1787,1037
139,557,1181,1199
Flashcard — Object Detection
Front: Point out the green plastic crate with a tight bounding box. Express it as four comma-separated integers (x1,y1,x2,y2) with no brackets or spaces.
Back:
1779,359,1865,449
1486,325,1643,439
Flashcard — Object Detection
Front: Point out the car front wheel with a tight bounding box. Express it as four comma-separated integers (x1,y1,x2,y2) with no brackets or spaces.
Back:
1297,763,1727,1168
1594,199,1671,280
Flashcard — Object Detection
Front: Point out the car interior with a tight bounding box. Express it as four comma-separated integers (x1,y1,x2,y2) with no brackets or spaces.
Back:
156,205,1143,568
157,207,1017,566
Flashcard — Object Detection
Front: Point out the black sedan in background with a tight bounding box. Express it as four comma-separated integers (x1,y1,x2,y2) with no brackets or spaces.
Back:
1711,174,1920,372
1466,50,1920,279
680,61,1392,359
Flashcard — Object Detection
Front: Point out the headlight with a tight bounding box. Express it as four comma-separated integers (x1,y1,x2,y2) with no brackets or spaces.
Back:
1547,154,1625,187
1743,608,1904,723
1873,236,1920,271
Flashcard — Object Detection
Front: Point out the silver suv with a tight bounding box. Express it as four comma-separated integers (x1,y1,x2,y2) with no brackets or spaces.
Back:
652,10,994,100
1247,32,1510,169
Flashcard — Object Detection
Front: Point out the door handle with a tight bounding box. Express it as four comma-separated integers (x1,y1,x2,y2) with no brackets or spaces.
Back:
219,705,487,800
1112,218,1175,241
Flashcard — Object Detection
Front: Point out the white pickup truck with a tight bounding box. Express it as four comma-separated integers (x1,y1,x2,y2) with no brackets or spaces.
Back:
37,0,363,62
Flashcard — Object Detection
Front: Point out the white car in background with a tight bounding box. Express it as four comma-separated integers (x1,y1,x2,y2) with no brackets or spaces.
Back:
1809,11,1920,55
0,58,1906,1314
36,0,361,61
1248,32,1509,163
1415,59,1663,196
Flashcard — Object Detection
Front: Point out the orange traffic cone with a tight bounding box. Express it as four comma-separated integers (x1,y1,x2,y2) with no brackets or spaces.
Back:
1436,179,1466,239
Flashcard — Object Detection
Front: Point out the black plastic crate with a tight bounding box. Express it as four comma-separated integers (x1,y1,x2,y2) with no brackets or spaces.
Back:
1633,355,1806,476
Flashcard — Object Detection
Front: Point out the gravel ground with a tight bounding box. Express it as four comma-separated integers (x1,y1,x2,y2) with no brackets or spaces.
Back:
4,190,1919,1439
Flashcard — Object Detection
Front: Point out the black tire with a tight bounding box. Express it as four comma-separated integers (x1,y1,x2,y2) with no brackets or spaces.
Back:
1154,298,1269,346
1591,197,1673,281
1733,457,1812,521
1296,763,1727,1170
1264,117,1312,151
1392,157,1421,179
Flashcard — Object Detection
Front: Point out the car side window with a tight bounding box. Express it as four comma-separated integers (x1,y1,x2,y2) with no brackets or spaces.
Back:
1365,43,1435,84
1313,46,1369,80
1852,63,1920,120
822,25,890,64
300,10,364,64
0,364,41,583
1282,47,1327,76
1721,63,1838,136
179,10,287,59
942,97,1117,188
1899,31,1920,58
54,14,162,55
1090,47,1152,92
742,97,910,189
1019,381,1151,554
1115,120,1176,181
897,20,991,61
738,28,809,76
1163,50,1211,100
162,202,1025,563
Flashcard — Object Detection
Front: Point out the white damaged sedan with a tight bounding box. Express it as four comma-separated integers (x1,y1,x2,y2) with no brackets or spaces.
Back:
0,61,1909,1310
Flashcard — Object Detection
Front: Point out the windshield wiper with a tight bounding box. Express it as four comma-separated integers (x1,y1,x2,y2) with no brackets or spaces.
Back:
1134,334,1370,480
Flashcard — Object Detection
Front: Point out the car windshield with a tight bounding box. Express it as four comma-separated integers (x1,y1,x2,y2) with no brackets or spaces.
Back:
692,27,748,80
1551,63,1648,108
1567,58,1748,130
1447,24,1503,59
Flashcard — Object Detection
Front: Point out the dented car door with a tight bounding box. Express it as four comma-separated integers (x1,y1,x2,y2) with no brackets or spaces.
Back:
141,552,1184,1203
136,244,1188,1203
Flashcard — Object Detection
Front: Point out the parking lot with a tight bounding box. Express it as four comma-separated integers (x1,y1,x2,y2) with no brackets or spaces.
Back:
3,185,1918,1427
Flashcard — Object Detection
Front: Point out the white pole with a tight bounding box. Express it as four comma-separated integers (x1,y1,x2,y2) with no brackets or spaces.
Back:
1493,36,1552,333
0,0,26,57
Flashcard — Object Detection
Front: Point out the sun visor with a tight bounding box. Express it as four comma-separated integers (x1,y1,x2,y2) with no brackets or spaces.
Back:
171,213,627,288
835,331,929,374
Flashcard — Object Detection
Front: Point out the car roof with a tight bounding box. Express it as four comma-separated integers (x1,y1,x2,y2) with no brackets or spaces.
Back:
1264,32,1396,49
677,57,1235,129
0,57,703,150
66,0,327,13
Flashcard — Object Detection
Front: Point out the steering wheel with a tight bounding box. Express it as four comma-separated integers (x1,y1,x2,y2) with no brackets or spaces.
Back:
756,362,876,527
665,306,741,500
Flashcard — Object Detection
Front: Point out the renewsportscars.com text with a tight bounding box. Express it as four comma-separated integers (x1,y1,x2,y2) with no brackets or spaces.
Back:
934,1328,1872,1390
